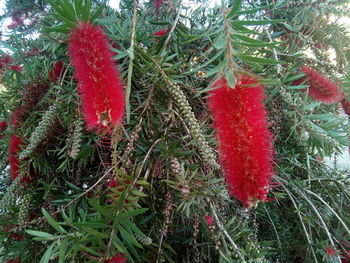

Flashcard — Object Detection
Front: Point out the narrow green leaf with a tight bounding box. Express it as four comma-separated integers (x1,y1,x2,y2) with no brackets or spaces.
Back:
39,242,56,263
226,0,242,19
214,36,226,50
42,208,67,234
61,0,77,21
26,230,54,238
118,225,143,249
185,50,224,74
204,59,226,78
82,0,92,21
237,4,273,15
236,55,283,64
91,2,106,22
232,19,284,26
58,239,68,263
286,74,305,83
286,85,308,90
303,102,322,110
233,34,278,47
74,0,83,15
225,69,235,88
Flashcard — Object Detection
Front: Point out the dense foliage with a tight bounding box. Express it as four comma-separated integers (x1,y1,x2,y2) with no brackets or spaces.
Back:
0,0,349,262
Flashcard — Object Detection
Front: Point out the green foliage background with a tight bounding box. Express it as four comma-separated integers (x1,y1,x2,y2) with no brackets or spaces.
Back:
0,0,349,262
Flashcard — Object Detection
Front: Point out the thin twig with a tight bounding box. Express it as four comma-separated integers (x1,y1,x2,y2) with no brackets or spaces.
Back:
125,0,138,122
207,198,245,262
161,1,182,53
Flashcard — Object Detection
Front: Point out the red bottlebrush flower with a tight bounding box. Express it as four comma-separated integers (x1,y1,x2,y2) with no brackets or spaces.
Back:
0,121,7,132
299,66,341,104
208,76,274,207
0,121,7,140
9,135,33,184
109,254,127,263
314,42,322,49
154,0,164,12
205,215,213,226
68,22,125,132
10,65,22,72
153,28,168,38
108,178,119,188
341,98,350,117
6,260,20,263
49,61,64,82
9,135,24,181
342,250,350,262
325,246,337,257
1,54,11,65
7,21,18,29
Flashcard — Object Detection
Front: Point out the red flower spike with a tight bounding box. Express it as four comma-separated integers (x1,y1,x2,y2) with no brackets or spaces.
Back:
6,260,20,263
49,61,64,82
0,121,7,132
68,22,125,132
9,135,24,181
109,254,127,263
154,0,164,12
208,76,275,208
299,66,341,104
7,21,18,29
153,28,168,38
325,246,337,257
341,98,350,117
10,65,22,72
205,215,213,226
0,54,11,66
9,135,33,184
0,121,7,140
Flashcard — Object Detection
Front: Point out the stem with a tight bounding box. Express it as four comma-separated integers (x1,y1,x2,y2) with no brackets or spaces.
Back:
207,198,245,262
125,0,138,123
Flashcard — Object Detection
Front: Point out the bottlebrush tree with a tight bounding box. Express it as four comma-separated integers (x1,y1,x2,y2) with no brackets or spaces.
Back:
0,0,349,262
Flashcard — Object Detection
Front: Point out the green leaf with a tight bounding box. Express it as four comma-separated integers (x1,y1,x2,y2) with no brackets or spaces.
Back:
39,241,56,263
236,4,273,15
26,230,54,238
232,19,284,26
225,69,235,88
91,2,106,22
283,23,299,33
286,85,308,90
118,225,143,249
226,0,242,19
214,36,226,50
185,50,224,75
120,208,149,219
236,55,283,64
286,74,305,83
74,0,83,15
42,208,67,234
82,0,92,21
58,239,68,263
304,114,333,121
88,200,113,219
233,34,278,47
303,102,322,111
204,59,226,78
